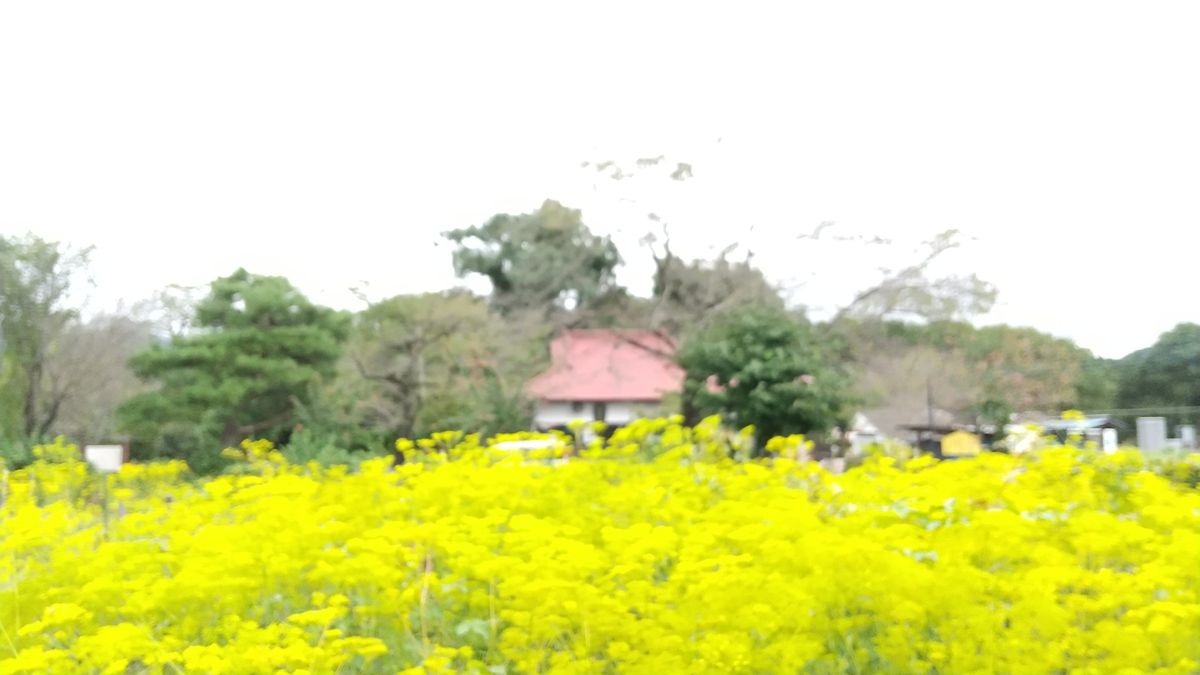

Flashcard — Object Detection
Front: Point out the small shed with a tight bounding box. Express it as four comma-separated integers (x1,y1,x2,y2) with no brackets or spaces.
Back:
899,423,995,458
940,430,983,458
1039,415,1123,448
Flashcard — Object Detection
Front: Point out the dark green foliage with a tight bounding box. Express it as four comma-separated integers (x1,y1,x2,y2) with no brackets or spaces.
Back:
416,367,534,440
280,426,374,468
118,269,349,463
678,305,853,447
293,378,394,455
444,200,621,315
1075,357,1119,412
0,438,35,469
1117,323,1200,408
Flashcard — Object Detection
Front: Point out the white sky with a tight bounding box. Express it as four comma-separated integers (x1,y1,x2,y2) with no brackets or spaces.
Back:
2,1,1198,359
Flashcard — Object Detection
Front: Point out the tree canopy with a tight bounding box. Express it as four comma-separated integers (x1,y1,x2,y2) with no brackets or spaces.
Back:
677,304,853,448
834,230,997,323
838,319,1112,434
445,199,621,315
0,234,92,439
339,290,540,440
118,269,349,462
0,191,1149,472
1117,323,1200,409
649,247,783,335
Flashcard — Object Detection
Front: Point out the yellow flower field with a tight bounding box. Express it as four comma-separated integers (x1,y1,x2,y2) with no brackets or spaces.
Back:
1,419,1199,674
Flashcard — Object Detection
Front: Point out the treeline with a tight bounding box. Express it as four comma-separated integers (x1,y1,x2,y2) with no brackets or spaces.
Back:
0,201,1189,470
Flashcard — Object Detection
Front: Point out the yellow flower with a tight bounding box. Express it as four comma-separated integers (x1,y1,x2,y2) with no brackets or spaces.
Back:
0,417,1197,673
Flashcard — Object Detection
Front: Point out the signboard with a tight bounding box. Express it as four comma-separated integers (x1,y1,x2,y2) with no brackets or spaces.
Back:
1101,428,1119,454
84,445,125,474
940,431,982,458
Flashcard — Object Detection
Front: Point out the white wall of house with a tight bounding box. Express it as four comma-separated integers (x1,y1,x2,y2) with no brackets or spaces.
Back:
533,400,660,429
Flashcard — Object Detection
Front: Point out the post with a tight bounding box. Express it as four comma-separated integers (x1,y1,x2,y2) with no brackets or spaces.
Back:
100,473,110,539
926,379,934,429
84,444,124,539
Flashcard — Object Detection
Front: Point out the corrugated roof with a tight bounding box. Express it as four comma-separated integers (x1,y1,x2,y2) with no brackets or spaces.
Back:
527,329,684,402
1039,416,1120,431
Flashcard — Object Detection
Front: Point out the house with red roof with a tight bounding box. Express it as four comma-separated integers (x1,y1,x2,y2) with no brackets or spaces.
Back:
526,329,684,429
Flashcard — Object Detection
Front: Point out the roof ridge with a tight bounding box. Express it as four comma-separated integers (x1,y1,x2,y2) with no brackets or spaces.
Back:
563,327,668,334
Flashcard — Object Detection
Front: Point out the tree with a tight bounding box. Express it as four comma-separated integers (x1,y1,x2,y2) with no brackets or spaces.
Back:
832,319,1105,435
43,312,154,444
0,234,92,439
566,287,657,330
966,325,1093,420
1117,323,1200,409
118,270,349,459
580,153,783,334
833,230,997,323
845,325,983,436
645,235,784,336
583,153,997,327
677,304,852,448
1074,356,1119,412
445,200,622,316
339,291,543,439
134,284,204,339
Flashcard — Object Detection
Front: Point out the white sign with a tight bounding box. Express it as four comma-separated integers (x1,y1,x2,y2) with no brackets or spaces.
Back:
1101,428,1118,454
84,445,124,473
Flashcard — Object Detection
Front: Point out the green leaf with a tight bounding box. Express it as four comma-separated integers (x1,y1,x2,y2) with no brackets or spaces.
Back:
455,618,490,639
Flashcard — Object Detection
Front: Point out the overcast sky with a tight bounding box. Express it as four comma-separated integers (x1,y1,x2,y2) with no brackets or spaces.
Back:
2,1,1198,358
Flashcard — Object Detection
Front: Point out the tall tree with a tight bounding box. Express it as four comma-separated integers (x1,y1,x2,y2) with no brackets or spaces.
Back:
134,284,204,339
833,230,997,323
340,290,542,438
841,319,1107,432
580,153,778,334
1075,356,1119,412
118,269,349,456
678,304,853,448
966,325,1093,420
1117,323,1200,409
44,312,154,443
0,234,92,438
647,240,783,335
843,323,983,436
445,200,622,315
583,154,997,327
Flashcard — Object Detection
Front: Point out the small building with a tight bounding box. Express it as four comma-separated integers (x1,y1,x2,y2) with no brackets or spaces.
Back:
1040,415,1123,450
527,329,683,430
848,413,883,454
899,423,995,458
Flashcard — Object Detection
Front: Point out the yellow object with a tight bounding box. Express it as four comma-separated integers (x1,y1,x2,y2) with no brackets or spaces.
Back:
3,420,1200,673
941,430,982,457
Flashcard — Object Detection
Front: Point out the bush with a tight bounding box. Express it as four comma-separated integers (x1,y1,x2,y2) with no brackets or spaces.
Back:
280,427,375,468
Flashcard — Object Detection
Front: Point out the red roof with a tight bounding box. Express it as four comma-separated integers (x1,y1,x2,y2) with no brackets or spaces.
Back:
527,330,684,402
